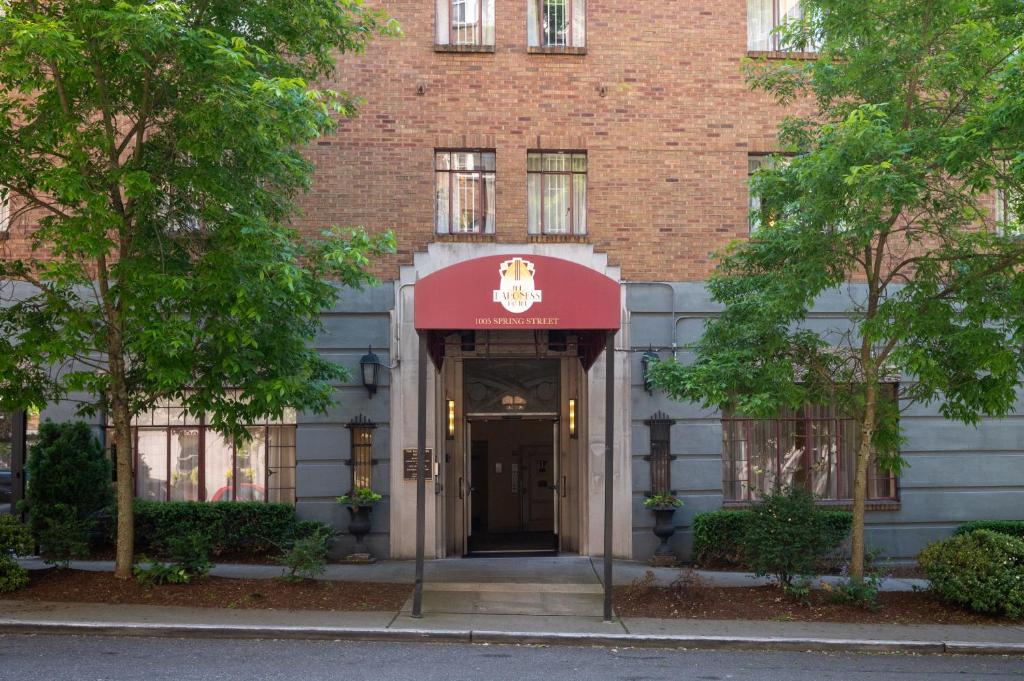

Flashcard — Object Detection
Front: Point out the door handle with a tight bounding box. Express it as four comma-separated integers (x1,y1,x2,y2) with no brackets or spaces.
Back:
458,476,464,500
561,475,567,498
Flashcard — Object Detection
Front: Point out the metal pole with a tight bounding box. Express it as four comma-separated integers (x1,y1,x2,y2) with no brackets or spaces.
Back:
412,332,428,618
603,331,615,622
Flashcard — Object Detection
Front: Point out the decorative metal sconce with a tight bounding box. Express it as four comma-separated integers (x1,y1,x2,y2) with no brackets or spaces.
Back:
359,347,381,398
641,350,660,395
446,399,456,440
569,398,578,439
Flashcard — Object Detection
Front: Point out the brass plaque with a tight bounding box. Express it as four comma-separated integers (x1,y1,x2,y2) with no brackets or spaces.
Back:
403,448,433,481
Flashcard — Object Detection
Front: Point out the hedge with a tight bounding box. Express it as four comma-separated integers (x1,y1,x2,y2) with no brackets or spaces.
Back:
919,530,1024,619
692,508,852,569
953,520,1024,541
133,500,304,558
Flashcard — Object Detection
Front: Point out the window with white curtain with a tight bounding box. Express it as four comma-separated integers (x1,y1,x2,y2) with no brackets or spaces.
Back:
0,188,10,237
435,150,496,235
995,188,1020,236
722,397,899,503
436,0,495,46
527,0,585,48
747,0,812,52
109,400,297,504
527,152,587,235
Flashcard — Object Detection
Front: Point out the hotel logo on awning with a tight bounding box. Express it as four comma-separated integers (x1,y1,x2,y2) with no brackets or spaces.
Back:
493,257,543,314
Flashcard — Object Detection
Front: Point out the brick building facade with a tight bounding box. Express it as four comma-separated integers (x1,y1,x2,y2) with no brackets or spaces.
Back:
3,0,1022,564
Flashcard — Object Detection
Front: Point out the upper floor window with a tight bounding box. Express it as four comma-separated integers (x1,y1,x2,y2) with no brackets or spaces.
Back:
748,154,787,233
721,392,899,504
0,188,10,238
527,152,587,235
995,188,1020,237
747,0,811,52
435,150,496,235
527,0,586,49
436,0,495,47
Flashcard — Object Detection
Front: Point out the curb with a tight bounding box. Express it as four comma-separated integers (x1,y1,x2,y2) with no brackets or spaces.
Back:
2,620,1022,655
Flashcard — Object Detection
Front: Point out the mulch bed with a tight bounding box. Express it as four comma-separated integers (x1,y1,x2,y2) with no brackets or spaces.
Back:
614,582,1015,625
3,569,412,612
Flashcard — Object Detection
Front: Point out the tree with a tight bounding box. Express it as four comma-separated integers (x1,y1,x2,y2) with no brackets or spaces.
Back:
0,0,397,578
650,0,1024,583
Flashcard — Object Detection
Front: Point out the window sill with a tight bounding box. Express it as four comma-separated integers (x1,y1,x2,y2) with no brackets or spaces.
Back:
527,46,587,56
527,234,589,244
746,50,818,61
434,44,495,54
436,233,497,243
723,500,901,512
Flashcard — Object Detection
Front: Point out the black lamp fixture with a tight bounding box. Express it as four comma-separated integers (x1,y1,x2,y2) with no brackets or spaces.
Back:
641,349,660,395
359,346,382,398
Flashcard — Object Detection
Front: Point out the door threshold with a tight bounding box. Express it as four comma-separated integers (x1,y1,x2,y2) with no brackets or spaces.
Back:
465,549,559,558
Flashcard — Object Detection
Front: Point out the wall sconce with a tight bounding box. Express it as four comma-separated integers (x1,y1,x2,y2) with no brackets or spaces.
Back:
569,398,577,439
641,350,660,395
359,347,381,398
447,399,456,440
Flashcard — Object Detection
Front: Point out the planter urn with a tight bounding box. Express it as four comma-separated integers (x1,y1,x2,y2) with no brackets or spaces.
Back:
650,507,678,565
346,505,373,549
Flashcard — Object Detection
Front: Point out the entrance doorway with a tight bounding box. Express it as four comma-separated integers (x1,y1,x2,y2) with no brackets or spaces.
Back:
466,419,557,556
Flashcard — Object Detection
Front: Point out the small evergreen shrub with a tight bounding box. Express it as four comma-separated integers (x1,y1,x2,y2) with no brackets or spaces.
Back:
918,530,1024,619
692,511,749,566
278,536,330,582
953,520,1024,541
0,515,33,593
0,514,33,557
741,487,852,593
134,500,299,558
23,421,112,561
163,532,213,578
693,506,851,570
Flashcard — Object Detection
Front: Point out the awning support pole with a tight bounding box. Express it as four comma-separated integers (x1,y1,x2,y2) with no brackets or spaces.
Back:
603,330,615,622
412,332,428,618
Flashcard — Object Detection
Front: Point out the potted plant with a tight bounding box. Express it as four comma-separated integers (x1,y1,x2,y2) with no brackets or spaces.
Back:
336,487,383,553
643,494,683,564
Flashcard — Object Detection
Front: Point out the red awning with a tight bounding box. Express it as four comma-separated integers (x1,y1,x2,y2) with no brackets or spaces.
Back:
414,254,621,369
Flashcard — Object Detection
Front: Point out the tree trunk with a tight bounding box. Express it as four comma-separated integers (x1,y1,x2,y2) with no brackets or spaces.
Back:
111,393,134,579
97,253,134,579
849,380,876,584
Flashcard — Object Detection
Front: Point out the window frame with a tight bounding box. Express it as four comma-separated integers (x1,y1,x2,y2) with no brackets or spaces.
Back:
437,0,495,48
346,416,376,492
747,0,816,53
434,149,497,236
0,188,10,239
995,187,1019,236
720,389,900,505
106,403,297,504
527,150,588,236
644,412,676,496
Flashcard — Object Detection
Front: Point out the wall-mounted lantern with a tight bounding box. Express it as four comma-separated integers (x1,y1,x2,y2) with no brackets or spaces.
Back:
447,399,456,440
641,350,660,395
359,347,382,398
568,398,578,439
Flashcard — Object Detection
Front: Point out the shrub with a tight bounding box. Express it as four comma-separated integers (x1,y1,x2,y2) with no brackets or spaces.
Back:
741,487,852,592
134,500,299,559
23,421,112,559
0,557,29,593
278,535,330,582
693,506,851,570
163,532,213,578
954,521,1024,541
918,530,1024,619
0,515,33,557
693,511,749,567
0,515,32,594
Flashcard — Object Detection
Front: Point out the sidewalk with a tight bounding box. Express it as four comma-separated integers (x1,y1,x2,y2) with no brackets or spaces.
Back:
17,557,931,591
7,557,1019,655
1,600,1022,655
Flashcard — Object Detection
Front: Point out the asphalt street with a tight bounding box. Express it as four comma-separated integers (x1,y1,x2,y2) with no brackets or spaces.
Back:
0,635,1022,681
